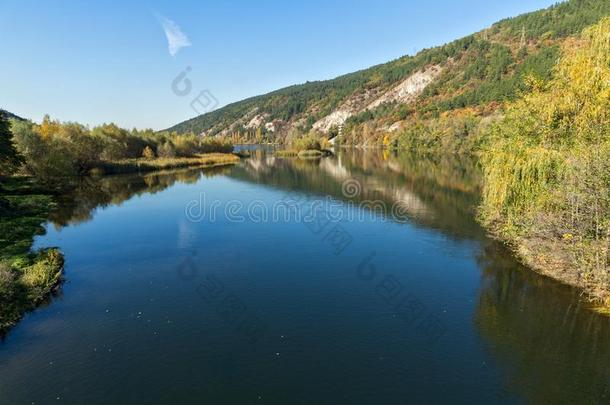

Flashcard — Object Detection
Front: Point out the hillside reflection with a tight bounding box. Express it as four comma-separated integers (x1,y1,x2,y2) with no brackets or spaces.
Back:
231,148,610,404
230,149,484,241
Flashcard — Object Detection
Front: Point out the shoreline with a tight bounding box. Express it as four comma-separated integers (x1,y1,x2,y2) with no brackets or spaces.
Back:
483,221,610,315
0,153,242,335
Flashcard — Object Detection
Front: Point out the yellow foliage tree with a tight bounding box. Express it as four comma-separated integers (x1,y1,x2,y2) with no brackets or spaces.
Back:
481,17,610,302
383,134,391,148
36,115,61,140
142,146,155,159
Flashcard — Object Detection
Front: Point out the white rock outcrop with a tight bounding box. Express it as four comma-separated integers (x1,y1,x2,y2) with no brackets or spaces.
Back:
265,121,277,132
387,121,404,132
367,65,442,110
246,113,270,129
312,64,442,133
312,109,353,133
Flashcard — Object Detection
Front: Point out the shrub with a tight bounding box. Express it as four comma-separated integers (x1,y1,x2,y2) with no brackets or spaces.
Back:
298,149,324,159
173,135,199,156
0,261,15,302
20,249,64,301
157,142,176,158
12,120,79,180
198,138,234,154
275,150,299,157
142,146,156,159
291,134,321,151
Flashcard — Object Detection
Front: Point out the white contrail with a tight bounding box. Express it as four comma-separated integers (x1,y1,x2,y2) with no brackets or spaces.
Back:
158,14,191,56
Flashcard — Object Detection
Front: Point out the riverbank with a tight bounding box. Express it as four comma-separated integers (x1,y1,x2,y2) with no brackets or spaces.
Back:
0,177,64,333
476,19,610,310
481,218,606,308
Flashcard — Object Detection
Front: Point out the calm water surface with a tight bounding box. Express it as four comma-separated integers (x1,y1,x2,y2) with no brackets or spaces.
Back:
1,149,609,404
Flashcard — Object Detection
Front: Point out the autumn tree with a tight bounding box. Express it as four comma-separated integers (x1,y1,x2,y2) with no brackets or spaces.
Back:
481,17,610,303
142,146,155,159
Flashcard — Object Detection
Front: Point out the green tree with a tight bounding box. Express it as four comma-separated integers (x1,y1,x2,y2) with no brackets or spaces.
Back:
0,115,23,176
157,141,176,158
11,120,78,180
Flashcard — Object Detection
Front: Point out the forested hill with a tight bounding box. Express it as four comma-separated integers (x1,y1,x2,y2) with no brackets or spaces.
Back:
168,0,610,146
0,110,25,122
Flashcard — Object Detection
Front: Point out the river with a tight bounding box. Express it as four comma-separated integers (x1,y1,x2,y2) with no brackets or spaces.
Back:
0,149,608,404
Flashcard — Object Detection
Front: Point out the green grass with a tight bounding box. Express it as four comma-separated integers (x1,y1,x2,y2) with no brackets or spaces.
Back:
0,177,64,333
0,249,64,332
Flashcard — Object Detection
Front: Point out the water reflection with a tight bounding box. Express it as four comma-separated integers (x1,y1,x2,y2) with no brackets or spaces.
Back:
11,149,610,403
476,243,610,403
230,148,484,240
48,166,232,228
232,148,610,403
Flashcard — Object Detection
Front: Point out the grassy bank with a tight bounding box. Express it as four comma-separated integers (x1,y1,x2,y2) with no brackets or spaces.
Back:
0,177,64,333
93,153,240,175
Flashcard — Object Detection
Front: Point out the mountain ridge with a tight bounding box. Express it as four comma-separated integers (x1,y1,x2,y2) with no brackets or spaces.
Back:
168,0,610,146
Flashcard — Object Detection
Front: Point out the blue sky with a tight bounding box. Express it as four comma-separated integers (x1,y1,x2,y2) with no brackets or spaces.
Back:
0,0,558,130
